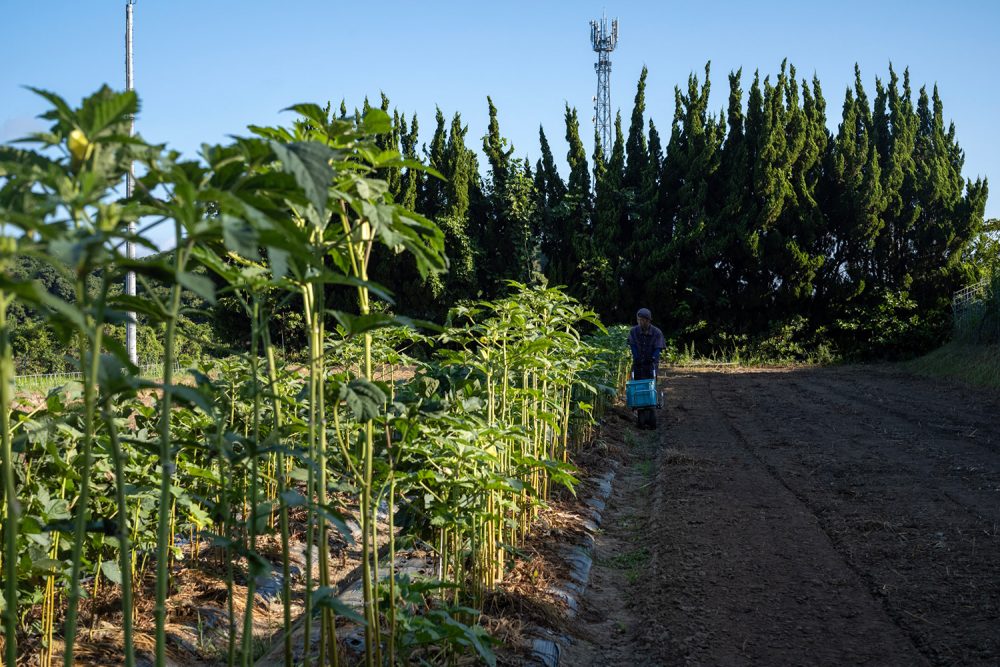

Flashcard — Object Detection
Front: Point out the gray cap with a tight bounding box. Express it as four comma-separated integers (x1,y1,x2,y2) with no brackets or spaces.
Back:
636,308,652,319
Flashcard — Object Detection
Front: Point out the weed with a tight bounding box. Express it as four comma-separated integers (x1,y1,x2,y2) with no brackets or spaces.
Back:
603,547,651,583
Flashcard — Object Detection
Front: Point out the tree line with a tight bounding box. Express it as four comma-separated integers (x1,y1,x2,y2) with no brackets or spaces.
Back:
8,61,994,370
364,61,992,358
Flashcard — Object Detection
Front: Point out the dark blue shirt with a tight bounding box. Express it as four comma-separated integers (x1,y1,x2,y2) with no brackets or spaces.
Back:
628,324,665,379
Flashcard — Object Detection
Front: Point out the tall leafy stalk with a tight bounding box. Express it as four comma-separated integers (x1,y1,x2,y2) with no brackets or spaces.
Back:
0,240,17,667
154,225,188,664
101,401,135,667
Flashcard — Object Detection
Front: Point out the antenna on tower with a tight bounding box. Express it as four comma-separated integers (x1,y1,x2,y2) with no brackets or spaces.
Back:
590,14,619,156
125,0,137,365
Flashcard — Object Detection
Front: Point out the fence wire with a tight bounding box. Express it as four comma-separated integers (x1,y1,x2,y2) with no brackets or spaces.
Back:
953,277,999,344
14,363,181,390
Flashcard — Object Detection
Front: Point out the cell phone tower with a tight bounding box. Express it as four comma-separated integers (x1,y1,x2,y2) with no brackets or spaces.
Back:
590,14,619,156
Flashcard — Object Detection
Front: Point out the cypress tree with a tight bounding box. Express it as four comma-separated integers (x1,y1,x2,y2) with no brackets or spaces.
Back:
623,67,650,190
794,74,831,317
479,99,534,291
399,113,420,211
650,64,723,333
483,97,513,190
712,68,754,330
907,85,988,324
563,105,593,293
421,108,448,222
439,112,478,300
646,119,663,195
591,115,626,320
821,68,886,353
764,64,826,321
379,94,402,198
369,109,437,318
344,63,991,354
620,68,651,309
869,66,916,289
535,125,567,284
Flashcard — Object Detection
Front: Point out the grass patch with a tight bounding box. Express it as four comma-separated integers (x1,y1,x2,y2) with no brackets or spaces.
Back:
903,342,1000,389
602,547,651,583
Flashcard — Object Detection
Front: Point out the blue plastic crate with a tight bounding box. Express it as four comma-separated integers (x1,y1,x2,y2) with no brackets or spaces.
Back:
626,378,657,409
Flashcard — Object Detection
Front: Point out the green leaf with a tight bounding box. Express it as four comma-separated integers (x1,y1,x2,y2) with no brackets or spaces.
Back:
80,88,139,137
100,561,123,585
0,145,58,172
335,378,386,422
268,246,289,280
0,279,89,333
31,558,64,575
314,503,355,545
311,587,366,625
361,109,392,135
221,214,260,259
108,294,171,321
169,384,214,416
26,87,75,124
270,141,335,220
279,490,307,507
328,311,440,338
177,271,217,305
283,103,329,129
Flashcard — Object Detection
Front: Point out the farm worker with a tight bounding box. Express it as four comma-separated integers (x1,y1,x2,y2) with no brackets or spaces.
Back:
628,307,665,380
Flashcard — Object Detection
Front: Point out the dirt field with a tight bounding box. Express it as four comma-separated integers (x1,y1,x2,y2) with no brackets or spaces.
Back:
562,365,1000,666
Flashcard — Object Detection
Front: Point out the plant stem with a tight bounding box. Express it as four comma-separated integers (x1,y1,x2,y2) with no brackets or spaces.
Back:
103,403,136,667
0,291,18,667
63,283,105,667
241,298,262,665
263,332,293,667
155,233,188,666
301,282,317,667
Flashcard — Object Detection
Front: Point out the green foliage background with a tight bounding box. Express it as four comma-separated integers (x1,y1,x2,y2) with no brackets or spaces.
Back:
361,61,991,360
9,61,994,372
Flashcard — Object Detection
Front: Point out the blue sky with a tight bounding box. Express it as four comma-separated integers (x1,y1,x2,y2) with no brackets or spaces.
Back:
3,0,998,227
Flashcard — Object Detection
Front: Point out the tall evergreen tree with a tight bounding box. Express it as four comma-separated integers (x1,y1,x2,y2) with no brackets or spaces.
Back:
620,68,652,307
712,68,755,329
420,108,448,221
535,125,568,282
439,112,479,300
399,113,420,211
479,98,534,292
826,70,885,313
646,64,723,331
563,105,594,296
908,84,989,317
623,67,650,189
762,64,827,321
591,114,626,320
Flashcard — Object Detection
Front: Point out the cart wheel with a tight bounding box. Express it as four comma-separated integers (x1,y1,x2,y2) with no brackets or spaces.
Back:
638,408,656,429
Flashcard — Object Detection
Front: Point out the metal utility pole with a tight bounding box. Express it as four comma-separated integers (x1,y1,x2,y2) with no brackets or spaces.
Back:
125,0,137,365
590,14,619,157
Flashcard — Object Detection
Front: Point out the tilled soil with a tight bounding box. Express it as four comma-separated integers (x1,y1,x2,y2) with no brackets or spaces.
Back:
565,365,1000,666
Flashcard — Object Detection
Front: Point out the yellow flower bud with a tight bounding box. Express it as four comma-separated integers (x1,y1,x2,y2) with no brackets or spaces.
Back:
68,128,92,163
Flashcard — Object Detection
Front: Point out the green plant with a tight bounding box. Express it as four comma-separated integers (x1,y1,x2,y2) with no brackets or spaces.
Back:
0,86,627,667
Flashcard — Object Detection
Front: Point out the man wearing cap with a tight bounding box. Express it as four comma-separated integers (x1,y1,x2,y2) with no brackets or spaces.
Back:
628,307,665,380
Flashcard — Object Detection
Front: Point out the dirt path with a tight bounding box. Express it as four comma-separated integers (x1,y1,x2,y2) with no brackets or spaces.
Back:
560,426,660,666
565,365,1000,666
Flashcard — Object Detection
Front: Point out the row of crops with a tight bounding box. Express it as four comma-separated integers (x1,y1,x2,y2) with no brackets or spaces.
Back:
0,88,629,665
